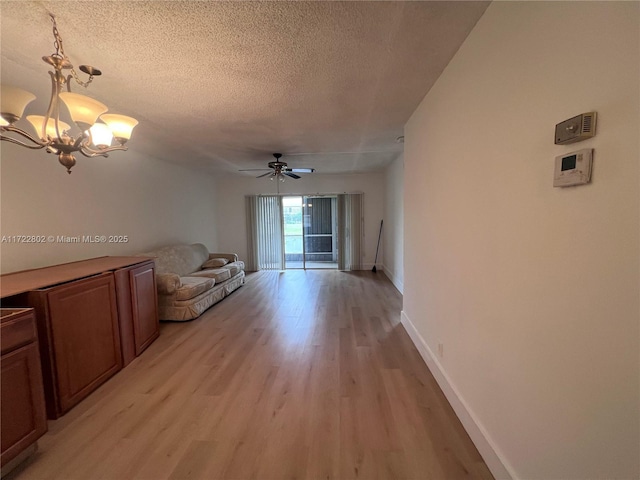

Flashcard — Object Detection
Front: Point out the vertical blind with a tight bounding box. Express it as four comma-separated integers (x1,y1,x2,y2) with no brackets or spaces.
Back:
246,193,363,271
337,193,363,271
245,195,284,271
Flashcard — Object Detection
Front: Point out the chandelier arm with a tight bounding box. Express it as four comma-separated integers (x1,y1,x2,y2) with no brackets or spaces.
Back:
78,150,109,159
1,125,50,147
43,71,60,141
0,133,49,149
78,144,127,158
53,82,64,141
104,145,128,153
74,134,87,149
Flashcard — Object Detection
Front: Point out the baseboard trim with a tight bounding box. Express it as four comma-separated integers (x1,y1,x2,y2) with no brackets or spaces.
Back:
381,263,403,293
400,310,515,480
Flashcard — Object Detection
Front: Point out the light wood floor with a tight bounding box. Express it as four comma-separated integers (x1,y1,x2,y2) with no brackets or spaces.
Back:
8,270,493,480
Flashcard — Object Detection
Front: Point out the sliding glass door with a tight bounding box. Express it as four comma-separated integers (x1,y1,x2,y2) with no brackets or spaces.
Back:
303,196,337,268
247,193,361,271
283,196,304,269
282,195,337,269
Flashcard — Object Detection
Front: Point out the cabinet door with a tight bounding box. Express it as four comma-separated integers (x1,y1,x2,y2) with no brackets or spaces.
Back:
129,263,159,355
47,274,122,414
1,343,47,467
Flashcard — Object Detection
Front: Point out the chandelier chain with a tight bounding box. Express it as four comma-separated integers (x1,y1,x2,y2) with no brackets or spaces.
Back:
50,14,93,88
51,16,63,58
70,67,94,88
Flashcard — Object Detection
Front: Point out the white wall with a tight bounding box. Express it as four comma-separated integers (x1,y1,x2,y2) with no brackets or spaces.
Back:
383,153,404,292
0,143,219,273
403,2,639,479
214,172,385,268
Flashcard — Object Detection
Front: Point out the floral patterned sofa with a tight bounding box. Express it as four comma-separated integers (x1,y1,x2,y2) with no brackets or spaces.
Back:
138,243,245,321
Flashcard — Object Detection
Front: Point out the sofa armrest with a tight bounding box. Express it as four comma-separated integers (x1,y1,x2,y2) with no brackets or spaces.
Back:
156,273,181,295
208,253,238,263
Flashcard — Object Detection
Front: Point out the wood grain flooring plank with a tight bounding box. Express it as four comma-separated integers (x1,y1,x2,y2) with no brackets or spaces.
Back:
8,270,493,480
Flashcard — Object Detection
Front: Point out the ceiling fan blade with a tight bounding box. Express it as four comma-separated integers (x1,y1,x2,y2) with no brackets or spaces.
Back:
284,172,301,179
289,168,315,173
257,172,273,178
239,168,272,172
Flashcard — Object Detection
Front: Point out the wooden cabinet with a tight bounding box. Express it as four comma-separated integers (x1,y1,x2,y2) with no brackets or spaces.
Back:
1,256,158,420
115,261,159,366
1,308,47,469
26,274,122,418
129,263,160,355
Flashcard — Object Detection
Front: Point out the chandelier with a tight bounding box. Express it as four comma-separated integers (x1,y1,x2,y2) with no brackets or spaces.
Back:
0,14,138,173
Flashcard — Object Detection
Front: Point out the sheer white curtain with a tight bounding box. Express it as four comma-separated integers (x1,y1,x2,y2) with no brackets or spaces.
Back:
337,193,363,271
246,195,285,271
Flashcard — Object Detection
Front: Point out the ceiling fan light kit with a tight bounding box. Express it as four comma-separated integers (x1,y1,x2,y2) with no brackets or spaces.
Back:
240,153,315,182
0,14,138,173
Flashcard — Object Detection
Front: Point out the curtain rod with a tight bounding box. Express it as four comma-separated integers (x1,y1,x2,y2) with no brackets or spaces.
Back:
246,192,364,197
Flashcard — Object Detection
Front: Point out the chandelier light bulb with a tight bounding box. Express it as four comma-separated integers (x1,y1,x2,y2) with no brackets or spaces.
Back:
88,122,113,149
26,115,70,140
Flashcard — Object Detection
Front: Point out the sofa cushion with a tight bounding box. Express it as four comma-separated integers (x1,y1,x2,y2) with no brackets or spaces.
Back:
207,253,238,263
140,243,210,276
224,262,242,277
175,276,215,301
202,257,229,269
232,260,245,270
191,268,231,283
156,273,181,295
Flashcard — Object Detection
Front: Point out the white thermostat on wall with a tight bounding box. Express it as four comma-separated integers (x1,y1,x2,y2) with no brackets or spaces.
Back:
553,148,593,187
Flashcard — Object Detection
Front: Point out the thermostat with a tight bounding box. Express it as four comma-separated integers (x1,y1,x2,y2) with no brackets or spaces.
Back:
554,148,593,187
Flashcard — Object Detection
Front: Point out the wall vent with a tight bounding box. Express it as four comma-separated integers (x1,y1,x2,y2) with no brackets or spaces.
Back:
582,113,594,134
555,112,597,145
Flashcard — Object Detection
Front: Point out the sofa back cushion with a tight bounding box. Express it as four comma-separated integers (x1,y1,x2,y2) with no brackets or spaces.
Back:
141,243,210,276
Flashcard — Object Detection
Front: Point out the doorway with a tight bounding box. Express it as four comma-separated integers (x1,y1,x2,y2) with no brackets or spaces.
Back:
282,195,337,269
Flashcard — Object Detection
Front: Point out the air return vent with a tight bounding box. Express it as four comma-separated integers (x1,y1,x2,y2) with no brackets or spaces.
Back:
555,112,597,145
582,112,594,134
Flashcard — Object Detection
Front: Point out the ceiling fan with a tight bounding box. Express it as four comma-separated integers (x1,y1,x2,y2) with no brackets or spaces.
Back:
239,153,315,181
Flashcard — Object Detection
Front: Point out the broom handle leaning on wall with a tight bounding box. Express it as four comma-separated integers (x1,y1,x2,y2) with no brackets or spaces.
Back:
372,219,383,272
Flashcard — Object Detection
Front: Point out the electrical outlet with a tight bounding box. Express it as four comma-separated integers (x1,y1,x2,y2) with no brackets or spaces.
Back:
437,342,444,358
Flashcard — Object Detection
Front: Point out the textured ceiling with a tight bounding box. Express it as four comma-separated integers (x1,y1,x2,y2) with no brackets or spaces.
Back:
1,1,489,174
